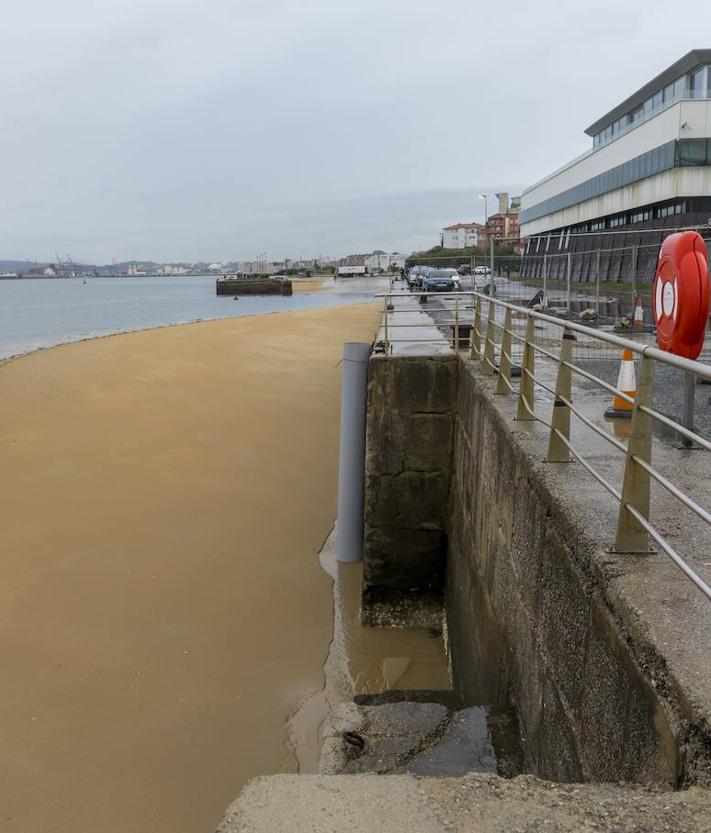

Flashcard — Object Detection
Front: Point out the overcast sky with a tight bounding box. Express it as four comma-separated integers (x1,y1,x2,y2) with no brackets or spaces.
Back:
0,1,708,263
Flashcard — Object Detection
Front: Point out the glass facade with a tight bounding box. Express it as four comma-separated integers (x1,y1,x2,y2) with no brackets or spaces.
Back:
536,201,689,238
520,141,677,225
592,66,711,149
677,138,711,165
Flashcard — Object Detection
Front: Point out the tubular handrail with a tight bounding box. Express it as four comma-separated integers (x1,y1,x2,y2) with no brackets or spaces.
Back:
377,290,711,382
549,426,623,502
638,406,711,453
377,288,711,602
557,393,628,454
562,360,636,406
624,506,711,601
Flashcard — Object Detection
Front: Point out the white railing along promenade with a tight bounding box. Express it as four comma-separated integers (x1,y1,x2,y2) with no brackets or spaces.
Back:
375,288,711,602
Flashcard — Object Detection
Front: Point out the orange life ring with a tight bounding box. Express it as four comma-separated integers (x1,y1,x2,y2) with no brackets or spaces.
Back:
653,231,710,360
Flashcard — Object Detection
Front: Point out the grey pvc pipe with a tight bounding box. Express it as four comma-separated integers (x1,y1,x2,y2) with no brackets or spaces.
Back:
337,342,371,563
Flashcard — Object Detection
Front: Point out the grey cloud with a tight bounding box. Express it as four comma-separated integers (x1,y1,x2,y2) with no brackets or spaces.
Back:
0,0,706,261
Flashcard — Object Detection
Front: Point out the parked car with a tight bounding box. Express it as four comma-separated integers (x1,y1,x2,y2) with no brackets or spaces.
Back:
474,265,491,275
424,269,458,292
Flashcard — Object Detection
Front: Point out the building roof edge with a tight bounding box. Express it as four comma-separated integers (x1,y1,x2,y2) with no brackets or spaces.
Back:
584,49,711,137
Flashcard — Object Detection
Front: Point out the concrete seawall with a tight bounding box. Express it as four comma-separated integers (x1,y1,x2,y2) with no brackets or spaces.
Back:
362,353,711,787
362,356,457,626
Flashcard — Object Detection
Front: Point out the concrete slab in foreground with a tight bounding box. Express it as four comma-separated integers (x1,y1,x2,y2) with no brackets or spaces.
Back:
216,773,711,833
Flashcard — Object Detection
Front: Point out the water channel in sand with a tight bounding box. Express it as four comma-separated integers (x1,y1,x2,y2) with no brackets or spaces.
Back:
0,302,449,833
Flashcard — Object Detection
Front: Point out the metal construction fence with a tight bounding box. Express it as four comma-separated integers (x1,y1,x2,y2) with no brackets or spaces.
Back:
405,226,711,323
521,229,711,289
377,289,711,603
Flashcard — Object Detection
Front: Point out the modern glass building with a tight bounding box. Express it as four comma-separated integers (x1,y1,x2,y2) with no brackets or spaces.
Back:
520,50,711,284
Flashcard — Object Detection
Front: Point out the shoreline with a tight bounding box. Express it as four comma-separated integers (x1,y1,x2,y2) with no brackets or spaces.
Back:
0,303,381,832
0,295,377,366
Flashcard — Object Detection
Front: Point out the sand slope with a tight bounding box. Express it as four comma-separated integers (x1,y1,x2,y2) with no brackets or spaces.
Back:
0,303,380,833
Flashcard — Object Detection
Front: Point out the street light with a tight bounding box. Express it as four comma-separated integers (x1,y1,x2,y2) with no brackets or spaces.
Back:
479,194,495,295
478,193,488,224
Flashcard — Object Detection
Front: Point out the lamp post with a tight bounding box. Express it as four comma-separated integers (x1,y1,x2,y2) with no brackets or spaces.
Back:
478,193,488,225
478,194,489,280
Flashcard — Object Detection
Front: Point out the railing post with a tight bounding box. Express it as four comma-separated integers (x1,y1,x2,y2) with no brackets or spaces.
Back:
516,315,536,420
496,307,513,394
470,296,481,359
614,356,653,553
482,298,496,375
383,296,389,355
454,295,460,351
490,237,495,297
546,326,575,461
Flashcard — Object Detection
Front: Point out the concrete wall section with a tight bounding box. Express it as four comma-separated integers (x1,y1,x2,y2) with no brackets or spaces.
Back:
361,354,711,786
362,355,458,618
447,365,679,785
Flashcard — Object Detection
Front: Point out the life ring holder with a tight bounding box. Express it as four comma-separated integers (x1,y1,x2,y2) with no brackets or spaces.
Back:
653,231,710,360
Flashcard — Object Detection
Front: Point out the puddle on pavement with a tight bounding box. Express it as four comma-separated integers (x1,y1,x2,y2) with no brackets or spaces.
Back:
289,528,526,778
288,528,450,771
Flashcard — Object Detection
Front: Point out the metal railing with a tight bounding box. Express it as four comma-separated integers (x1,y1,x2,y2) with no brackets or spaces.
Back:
377,289,711,602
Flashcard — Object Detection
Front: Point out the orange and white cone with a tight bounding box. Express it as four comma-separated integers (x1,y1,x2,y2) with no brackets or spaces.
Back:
633,296,644,329
605,348,636,419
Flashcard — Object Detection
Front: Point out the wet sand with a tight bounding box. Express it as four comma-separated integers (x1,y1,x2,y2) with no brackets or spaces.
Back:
0,303,380,833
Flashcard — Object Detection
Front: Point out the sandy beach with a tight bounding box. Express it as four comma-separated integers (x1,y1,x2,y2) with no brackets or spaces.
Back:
0,303,380,833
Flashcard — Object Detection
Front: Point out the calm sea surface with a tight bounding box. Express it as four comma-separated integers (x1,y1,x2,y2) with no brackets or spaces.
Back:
0,275,380,359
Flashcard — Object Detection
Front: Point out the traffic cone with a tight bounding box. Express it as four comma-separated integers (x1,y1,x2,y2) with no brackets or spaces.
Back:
633,296,644,329
604,349,636,419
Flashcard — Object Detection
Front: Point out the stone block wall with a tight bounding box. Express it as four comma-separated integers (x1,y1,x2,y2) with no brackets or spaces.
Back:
447,364,679,785
361,353,697,787
362,355,458,618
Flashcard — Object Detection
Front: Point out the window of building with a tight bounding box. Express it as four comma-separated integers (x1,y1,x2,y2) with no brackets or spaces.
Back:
630,209,651,224
652,90,663,110
590,220,605,231
689,66,708,98
630,106,643,124
678,138,709,165
674,76,686,99
643,96,655,116
609,215,627,228
655,202,686,219
663,82,675,103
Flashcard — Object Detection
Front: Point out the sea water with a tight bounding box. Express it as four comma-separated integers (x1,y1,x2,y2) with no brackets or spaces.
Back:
0,275,381,359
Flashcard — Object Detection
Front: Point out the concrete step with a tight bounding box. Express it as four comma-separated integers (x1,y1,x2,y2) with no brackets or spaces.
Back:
319,701,523,778
216,773,711,832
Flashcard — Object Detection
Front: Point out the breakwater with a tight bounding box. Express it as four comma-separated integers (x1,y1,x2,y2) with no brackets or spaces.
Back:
216,276,292,296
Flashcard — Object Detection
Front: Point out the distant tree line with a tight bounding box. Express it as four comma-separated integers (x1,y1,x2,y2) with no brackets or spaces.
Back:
406,244,520,271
